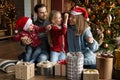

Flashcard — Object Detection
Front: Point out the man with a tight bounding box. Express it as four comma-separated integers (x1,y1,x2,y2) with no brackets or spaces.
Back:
20,4,50,63
34,4,50,53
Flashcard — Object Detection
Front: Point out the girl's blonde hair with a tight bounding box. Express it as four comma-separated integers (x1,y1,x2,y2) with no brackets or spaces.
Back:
75,14,89,35
49,10,61,23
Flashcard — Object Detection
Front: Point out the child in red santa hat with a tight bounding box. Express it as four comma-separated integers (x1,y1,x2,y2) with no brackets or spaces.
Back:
67,6,99,69
13,16,51,63
48,10,69,63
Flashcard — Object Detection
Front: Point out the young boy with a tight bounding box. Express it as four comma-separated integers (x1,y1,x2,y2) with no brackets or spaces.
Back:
13,16,51,63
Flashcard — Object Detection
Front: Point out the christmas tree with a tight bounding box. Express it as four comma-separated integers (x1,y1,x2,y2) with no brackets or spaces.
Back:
71,0,120,53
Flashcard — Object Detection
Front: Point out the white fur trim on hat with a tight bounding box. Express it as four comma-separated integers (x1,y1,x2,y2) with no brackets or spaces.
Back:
71,11,82,15
23,18,32,31
15,30,18,34
86,18,89,21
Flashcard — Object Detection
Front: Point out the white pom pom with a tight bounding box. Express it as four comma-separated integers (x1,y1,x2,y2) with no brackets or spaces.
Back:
86,18,89,21
15,30,18,33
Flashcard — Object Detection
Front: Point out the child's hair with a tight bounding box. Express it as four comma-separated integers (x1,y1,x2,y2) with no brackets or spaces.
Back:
49,10,61,23
75,14,89,35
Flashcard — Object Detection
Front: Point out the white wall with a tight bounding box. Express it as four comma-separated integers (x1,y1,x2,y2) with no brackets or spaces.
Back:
24,0,31,17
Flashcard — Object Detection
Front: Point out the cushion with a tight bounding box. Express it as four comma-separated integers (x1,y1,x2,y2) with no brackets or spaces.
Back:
0,59,18,73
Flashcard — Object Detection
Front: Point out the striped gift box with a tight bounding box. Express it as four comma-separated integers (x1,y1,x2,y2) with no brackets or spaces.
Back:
54,60,67,76
36,61,55,76
67,52,84,80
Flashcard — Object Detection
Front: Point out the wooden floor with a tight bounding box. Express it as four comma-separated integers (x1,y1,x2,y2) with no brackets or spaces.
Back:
0,39,24,60
0,71,66,80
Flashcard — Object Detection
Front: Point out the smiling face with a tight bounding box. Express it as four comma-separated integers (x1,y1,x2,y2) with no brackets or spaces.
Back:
49,11,62,26
52,12,62,25
37,7,48,20
68,14,77,25
27,24,34,32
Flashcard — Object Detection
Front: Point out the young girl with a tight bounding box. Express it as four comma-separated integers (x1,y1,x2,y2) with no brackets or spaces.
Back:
67,6,99,68
48,10,69,63
13,16,51,63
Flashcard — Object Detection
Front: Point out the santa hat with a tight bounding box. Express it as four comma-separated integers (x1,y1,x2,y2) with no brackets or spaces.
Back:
71,6,89,21
15,16,32,33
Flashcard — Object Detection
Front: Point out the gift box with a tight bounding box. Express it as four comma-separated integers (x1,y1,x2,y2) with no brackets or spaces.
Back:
114,49,120,70
96,54,113,79
54,60,66,76
36,61,55,76
83,69,99,80
67,52,84,80
15,62,35,80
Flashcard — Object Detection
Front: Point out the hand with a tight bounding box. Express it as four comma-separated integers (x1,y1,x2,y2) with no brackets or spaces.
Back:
49,43,53,47
86,36,94,43
21,36,32,45
46,25,51,31
63,13,69,26
64,13,69,20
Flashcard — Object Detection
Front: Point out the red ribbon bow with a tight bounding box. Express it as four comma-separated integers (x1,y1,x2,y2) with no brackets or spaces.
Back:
58,60,67,64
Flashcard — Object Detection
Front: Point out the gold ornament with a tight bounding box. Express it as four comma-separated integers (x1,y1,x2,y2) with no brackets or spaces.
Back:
90,15,96,21
117,9,120,15
104,43,109,48
105,29,111,36
87,8,91,14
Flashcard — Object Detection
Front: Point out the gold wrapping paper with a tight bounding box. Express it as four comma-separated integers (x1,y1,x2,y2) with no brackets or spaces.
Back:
15,62,35,80
83,69,99,80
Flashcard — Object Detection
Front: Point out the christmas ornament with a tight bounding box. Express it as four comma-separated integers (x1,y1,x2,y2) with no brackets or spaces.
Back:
90,15,96,21
87,8,91,14
117,9,120,15
106,14,112,27
96,28,104,46
103,43,109,48
105,29,111,36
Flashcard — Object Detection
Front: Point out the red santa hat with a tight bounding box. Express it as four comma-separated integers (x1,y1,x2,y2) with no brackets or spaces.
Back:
71,6,89,21
15,16,32,33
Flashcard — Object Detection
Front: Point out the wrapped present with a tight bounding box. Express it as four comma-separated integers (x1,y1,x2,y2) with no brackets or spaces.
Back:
67,52,84,80
15,61,35,80
96,54,113,79
114,49,120,70
36,61,55,76
54,60,67,76
83,69,99,80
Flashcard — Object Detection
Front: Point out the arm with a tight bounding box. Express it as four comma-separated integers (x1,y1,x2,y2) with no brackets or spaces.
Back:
51,25,67,35
34,25,51,33
13,33,22,41
13,32,32,45
34,25,46,33
84,27,99,52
